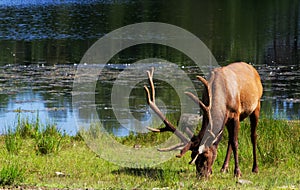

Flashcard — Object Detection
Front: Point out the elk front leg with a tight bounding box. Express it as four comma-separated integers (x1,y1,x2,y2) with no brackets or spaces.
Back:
228,117,241,177
221,140,232,173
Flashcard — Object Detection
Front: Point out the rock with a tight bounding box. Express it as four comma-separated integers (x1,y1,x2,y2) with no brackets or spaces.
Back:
55,171,67,177
237,179,253,185
133,144,142,149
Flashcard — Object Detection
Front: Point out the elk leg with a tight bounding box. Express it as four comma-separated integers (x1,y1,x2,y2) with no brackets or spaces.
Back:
229,117,241,177
250,103,260,173
221,140,232,173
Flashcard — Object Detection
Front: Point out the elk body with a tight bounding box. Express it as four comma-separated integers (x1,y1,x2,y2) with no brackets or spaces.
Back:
144,62,263,178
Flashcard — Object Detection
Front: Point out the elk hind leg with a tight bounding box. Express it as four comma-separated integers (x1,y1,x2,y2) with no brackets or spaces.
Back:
250,103,260,173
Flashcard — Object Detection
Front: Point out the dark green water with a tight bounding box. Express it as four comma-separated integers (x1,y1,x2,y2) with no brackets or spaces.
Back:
0,0,299,136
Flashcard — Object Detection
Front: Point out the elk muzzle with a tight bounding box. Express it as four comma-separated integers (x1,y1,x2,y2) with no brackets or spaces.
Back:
192,146,217,178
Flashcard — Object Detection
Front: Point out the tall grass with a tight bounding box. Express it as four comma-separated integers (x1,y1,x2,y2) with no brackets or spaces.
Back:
15,113,40,138
35,123,63,155
4,129,22,155
0,164,24,186
4,114,63,155
256,118,300,164
216,116,300,169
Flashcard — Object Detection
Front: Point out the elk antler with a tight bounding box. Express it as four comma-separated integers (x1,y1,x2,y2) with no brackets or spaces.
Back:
144,67,190,155
177,75,212,158
185,75,211,115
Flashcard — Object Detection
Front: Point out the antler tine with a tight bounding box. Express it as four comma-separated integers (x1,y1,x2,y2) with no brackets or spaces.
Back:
157,142,185,152
144,84,152,105
196,76,208,89
176,141,192,158
147,67,155,103
184,92,209,113
184,75,210,114
197,74,213,109
144,67,189,144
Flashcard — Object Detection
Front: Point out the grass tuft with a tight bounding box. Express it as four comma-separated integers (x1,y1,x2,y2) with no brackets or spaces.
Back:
4,129,22,155
0,164,24,186
15,114,40,139
4,114,64,155
35,124,63,155
257,118,300,164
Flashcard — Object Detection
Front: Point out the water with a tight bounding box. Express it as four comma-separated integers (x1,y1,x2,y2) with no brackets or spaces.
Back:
0,0,299,136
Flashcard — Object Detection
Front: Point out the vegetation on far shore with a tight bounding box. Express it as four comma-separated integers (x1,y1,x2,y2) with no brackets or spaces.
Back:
0,114,299,189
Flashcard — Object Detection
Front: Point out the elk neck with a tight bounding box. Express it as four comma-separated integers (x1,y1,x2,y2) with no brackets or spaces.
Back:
197,70,228,148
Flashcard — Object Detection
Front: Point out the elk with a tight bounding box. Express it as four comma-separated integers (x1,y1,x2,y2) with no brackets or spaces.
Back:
144,62,263,178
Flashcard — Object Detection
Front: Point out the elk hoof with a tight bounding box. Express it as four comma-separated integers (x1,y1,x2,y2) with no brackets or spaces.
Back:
252,167,258,173
220,167,229,173
234,169,242,178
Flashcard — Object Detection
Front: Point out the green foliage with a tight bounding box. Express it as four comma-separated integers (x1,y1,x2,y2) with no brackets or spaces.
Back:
217,117,300,168
15,114,40,139
0,164,24,186
35,124,63,155
4,131,22,155
257,118,300,164
115,131,172,148
5,114,64,155
72,132,84,141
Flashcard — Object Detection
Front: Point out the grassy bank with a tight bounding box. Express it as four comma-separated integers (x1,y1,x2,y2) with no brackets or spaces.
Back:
0,115,299,189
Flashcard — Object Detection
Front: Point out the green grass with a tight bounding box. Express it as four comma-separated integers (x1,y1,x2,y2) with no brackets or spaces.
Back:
4,114,63,156
35,124,63,155
0,162,24,186
4,129,22,155
0,115,299,189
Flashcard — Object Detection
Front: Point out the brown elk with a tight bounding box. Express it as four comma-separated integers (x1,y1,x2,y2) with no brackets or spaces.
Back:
144,62,263,178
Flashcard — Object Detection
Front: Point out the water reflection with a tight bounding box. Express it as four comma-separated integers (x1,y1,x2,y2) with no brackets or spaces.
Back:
0,89,76,135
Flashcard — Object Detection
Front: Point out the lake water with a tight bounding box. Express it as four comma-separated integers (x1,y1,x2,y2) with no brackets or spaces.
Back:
0,0,299,136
